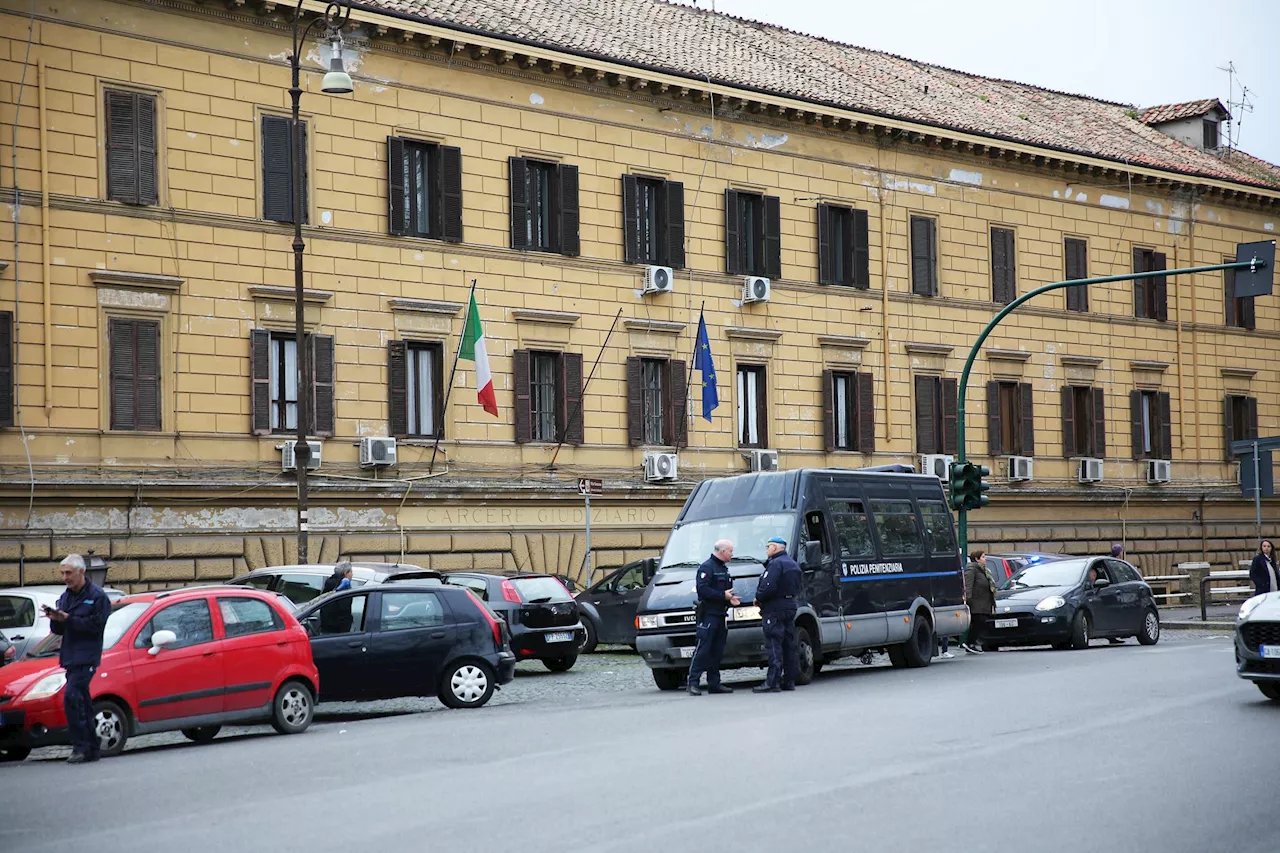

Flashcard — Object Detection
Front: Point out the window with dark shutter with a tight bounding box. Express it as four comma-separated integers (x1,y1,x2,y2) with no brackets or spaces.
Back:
910,215,938,296
513,349,532,443
623,176,684,268
991,227,1016,304
509,157,529,251
736,364,767,448
0,311,12,428
392,341,443,439
818,204,870,288
108,318,161,432
763,195,782,280
627,357,665,446
511,159,572,255
987,381,1003,456
724,189,741,275
310,334,335,438
988,381,1026,457
1225,394,1259,461
1019,383,1035,457
665,359,688,448
1065,238,1088,312
557,163,580,257
941,378,958,456
386,138,462,242
726,191,776,278
1133,248,1167,320
250,329,272,435
1224,262,1256,330
825,370,875,452
387,341,408,439
439,145,464,243
105,89,158,206
560,351,584,444
915,375,941,454
664,181,685,270
262,115,307,224
1062,385,1101,457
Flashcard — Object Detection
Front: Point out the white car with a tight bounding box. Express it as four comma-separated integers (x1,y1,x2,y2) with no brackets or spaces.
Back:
0,585,126,662
1235,591,1280,702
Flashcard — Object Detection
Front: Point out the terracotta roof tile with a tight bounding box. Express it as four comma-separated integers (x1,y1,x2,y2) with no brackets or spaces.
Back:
1139,99,1230,126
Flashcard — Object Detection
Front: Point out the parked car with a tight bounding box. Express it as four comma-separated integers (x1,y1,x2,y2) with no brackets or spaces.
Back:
575,560,653,653
294,583,515,709
0,586,318,762
0,585,127,663
1235,592,1280,702
443,573,585,672
0,630,13,666
226,562,442,605
985,552,1067,588
985,557,1160,651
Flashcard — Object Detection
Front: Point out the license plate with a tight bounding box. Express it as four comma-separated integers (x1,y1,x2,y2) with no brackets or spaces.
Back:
680,647,696,658
545,632,573,644
1262,645,1280,659
993,618,1019,629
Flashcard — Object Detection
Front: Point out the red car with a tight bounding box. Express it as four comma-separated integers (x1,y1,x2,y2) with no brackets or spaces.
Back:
0,586,319,762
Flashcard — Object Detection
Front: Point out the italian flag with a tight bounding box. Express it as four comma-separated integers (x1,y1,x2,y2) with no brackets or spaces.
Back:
460,290,498,416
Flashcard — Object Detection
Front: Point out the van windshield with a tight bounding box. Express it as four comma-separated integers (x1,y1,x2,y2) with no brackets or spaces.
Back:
660,513,795,570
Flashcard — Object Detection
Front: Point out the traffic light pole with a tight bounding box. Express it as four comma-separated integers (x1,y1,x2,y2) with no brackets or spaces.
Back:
954,259,1263,560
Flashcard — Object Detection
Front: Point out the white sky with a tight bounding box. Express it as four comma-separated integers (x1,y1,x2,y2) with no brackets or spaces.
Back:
683,0,1279,167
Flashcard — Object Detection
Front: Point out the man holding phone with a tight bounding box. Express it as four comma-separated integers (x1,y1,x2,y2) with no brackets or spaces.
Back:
47,554,111,763
687,539,740,696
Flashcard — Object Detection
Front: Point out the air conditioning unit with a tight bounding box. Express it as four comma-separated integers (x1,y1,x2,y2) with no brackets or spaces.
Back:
281,440,322,472
359,437,398,468
1077,458,1104,483
741,276,771,304
643,451,678,482
919,454,953,480
1146,459,1172,484
749,449,779,472
1008,456,1034,482
643,265,674,295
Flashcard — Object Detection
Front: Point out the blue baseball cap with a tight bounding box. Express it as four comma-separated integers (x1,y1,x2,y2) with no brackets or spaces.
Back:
767,536,787,546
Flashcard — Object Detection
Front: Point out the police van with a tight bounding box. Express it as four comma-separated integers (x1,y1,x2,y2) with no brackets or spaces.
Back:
635,466,968,690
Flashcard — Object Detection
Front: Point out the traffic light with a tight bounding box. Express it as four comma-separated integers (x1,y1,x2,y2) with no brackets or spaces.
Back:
949,461,991,511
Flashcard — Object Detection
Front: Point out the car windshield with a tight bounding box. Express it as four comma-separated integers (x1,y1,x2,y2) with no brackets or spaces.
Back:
26,601,151,658
1005,560,1087,589
645,570,762,610
512,577,572,603
659,513,794,570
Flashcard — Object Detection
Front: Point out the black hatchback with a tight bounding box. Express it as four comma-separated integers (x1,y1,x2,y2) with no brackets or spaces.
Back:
443,573,585,672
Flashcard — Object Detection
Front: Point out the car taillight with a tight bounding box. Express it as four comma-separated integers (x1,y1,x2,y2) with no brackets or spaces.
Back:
466,589,505,649
501,579,523,604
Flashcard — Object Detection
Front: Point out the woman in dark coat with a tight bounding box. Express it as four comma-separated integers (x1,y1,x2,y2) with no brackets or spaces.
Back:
964,549,996,654
1250,540,1279,595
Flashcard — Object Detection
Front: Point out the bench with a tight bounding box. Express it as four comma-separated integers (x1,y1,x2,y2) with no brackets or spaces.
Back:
1199,570,1254,621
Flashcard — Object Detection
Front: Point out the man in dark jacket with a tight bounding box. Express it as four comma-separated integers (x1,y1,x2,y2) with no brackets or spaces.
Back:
963,550,996,655
687,539,739,696
46,554,112,763
753,536,802,693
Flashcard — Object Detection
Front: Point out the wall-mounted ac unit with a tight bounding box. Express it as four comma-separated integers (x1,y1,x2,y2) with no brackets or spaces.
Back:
360,437,398,468
281,440,322,472
749,448,779,472
643,265,674,295
1146,459,1172,484
919,454,953,481
643,451,678,482
741,276,771,304
1077,458,1104,483
1008,456,1034,482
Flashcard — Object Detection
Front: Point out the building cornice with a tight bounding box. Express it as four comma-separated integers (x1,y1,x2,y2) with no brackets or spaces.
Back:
987,348,1032,362
1060,355,1104,367
248,285,333,304
389,298,464,316
724,326,784,342
816,334,871,349
623,319,685,335
511,309,580,326
904,342,954,356
89,270,183,292
1221,367,1258,379
1130,360,1171,372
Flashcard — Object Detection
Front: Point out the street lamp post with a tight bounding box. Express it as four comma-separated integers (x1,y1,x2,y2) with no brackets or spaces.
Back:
288,0,352,563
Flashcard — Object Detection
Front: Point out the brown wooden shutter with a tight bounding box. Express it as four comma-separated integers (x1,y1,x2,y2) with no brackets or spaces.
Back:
561,351,584,445
1091,387,1106,458
724,189,741,275
1065,239,1088,311
665,359,688,448
626,356,644,446
621,175,639,264
439,145,464,243
756,366,769,448
992,227,1014,304
664,180,685,270
387,137,406,236
1157,391,1172,459
1132,247,1148,318
1152,251,1168,321
1241,294,1256,330
250,329,272,435
557,164,580,257
136,94,158,205
763,195,782,280
915,375,937,454
816,205,833,285
387,340,408,439
1224,267,1237,327
262,115,295,223
0,311,12,428
109,319,136,430
1245,396,1259,439
910,216,935,296
311,333,335,437
513,349,532,443
987,380,1003,456
135,320,161,431
509,157,528,250
857,371,875,453
1129,390,1144,460
852,208,871,289
1019,382,1035,457
941,377,958,456
1061,385,1076,457
297,122,309,224
1223,395,1236,462
821,369,835,450
105,90,139,204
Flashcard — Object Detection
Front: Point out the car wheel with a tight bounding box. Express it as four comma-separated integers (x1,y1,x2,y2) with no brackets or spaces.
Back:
652,668,683,691
544,655,577,673
1258,682,1280,702
1137,608,1160,646
92,699,129,758
0,747,31,762
440,660,496,709
181,726,221,744
1069,611,1091,650
578,620,598,655
271,679,314,735
795,626,817,685
902,617,934,668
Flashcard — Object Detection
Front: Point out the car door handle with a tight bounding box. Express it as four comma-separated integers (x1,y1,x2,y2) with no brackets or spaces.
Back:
8,635,23,641
203,651,216,658
347,641,364,648
430,631,446,639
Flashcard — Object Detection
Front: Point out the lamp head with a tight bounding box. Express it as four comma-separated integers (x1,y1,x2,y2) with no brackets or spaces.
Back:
321,35,353,94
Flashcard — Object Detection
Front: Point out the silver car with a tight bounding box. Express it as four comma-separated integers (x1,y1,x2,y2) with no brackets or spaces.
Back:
0,585,126,662
1235,591,1280,702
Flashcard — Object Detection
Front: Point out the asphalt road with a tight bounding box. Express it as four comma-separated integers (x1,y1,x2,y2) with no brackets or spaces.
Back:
3,632,1278,853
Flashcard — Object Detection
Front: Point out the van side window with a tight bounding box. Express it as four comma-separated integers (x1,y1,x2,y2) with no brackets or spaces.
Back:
868,500,924,556
829,500,875,559
804,511,831,556
918,501,956,554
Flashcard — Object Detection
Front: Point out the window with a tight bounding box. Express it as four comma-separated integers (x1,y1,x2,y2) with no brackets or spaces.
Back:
919,501,957,554
108,318,161,431
1224,394,1259,461
1130,390,1172,460
513,349,583,444
277,573,325,604
249,330,334,437
261,114,307,224
218,597,283,638
869,500,924,555
1061,385,1105,458
817,204,870,287
914,375,958,455
315,593,367,635
626,357,687,447
387,341,443,439
135,599,214,649
990,227,1016,304
380,592,445,630
724,189,781,278
829,500,876,559
509,157,579,256
0,311,11,428
238,575,274,591
387,138,463,242
1132,247,1168,321
622,175,685,268
1203,119,1220,150
0,596,36,630
1064,238,1089,312
105,89,158,206
822,370,874,452
910,215,939,296
446,576,489,601
986,381,1035,457
1224,262,1256,330
736,364,767,448
613,565,645,592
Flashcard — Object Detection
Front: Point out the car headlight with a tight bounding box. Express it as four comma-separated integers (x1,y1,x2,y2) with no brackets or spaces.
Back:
1035,596,1066,612
23,671,67,701
730,605,761,622
637,614,659,630
1239,595,1265,622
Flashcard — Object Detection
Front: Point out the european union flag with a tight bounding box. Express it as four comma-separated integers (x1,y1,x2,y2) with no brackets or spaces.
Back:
694,311,719,422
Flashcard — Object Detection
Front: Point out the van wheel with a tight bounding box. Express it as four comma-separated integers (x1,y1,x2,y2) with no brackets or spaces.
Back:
1069,611,1091,650
652,669,683,691
887,644,908,668
795,626,817,685
181,726,221,744
271,680,314,734
903,617,933,668
1137,608,1160,645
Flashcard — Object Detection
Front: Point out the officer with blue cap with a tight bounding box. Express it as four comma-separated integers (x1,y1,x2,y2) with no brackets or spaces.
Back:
753,535,802,692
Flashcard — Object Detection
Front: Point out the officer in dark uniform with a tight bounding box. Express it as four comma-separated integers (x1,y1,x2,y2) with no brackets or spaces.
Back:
687,539,739,696
753,536,802,692
46,554,111,763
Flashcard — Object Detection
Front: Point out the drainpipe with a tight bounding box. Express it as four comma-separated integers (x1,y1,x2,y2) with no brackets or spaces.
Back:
1185,203,1201,462
38,59,52,415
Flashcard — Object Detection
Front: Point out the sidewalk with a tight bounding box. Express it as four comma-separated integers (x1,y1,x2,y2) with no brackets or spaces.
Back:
1160,602,1241,630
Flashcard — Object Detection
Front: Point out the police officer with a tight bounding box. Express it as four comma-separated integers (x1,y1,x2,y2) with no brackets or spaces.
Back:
687,539,739,696
753,536,802,693
45,554,111,763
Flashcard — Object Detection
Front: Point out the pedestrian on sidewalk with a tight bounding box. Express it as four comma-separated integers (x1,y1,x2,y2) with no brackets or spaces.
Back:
1111,543,1125,559
687,539,739,696
45,554,111,764
1250,540,1279,595
753,536,801,693
963,550,995,655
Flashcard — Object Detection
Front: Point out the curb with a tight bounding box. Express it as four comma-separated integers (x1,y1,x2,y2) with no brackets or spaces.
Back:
1164,620,1234,630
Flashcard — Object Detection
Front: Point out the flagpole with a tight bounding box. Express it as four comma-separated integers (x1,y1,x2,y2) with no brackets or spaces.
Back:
680,300,704,440
548,308,624,470
429,278,477,475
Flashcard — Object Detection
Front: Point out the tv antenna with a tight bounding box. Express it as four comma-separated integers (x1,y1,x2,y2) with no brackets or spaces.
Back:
1217,61,1255,151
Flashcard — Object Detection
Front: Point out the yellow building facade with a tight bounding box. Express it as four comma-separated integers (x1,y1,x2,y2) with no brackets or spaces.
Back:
1,0,1278,588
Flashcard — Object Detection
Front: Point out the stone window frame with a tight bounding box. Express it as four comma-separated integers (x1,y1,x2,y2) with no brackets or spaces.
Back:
96,79,169,207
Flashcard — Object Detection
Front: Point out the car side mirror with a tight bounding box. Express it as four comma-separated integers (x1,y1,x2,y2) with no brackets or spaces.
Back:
1093,577,1111,589
640,558,658,586
803,541,821,568
148,629,177,656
